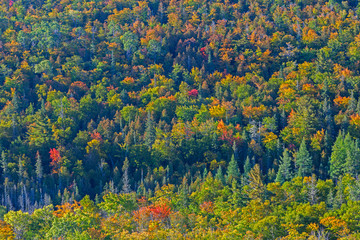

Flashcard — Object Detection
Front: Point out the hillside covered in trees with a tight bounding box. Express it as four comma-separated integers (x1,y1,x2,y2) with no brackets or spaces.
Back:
1,0,360,238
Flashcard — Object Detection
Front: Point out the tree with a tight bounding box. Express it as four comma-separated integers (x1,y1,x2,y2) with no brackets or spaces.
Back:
248,164,265,200
295,138,313,177
122,157,131,193
215,166,225,184
244,156,252,176
144,111,155,149
276,149,292,183
35,151,43,183
330,131,347,179
1,151,7,179
227,154,240,183
345,136,360,177
121,31,139,60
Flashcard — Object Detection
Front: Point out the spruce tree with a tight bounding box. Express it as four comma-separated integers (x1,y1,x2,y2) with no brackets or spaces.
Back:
144,111,155,148
330,131,346,179
18,156,24,183
276,149,292,183
202,167,208,180
215,166,225,184
1,151,7,179
344,136,360,177
244,156,252,176
227,154,240,183
35,151,43,183
356,97,360,114
122,157,131,193
347,90,356,114
295,138,313,177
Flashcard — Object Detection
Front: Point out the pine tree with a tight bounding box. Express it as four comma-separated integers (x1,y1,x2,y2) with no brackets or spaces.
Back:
18,156,24,183
330,131,346,179
347,91,356,114
356,97,360,114
333,179,344,209
326,189,334,208
122,157,131,193
280,108,287,129
295,138,313,177
276,149,292,183
35,151,43,183
202,167,208,180
215,166,225,184
345,136,360,177
179,176,189,208
244,156,252,176
144,111,155,148
227,154,240,183
1,151,7,179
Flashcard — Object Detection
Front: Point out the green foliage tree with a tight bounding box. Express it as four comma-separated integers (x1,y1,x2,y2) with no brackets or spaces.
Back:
295,138,313,177
276,149,292,183
227,154,240,183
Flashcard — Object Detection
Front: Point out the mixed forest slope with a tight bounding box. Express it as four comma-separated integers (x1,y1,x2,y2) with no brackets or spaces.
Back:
0,0,360,238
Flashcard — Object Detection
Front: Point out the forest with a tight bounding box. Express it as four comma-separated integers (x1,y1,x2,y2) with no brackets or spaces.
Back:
0,0,360,238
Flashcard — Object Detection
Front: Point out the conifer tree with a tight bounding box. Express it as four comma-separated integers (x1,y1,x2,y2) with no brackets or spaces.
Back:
1,151,7,179
202,167,208,180
18,157,24,183
122,157,131,193
35,151,43,184
347,90,356,114
295,138,312,177
330,131,347,179
179,176,189,208
345,137,360,177
243,156,252,176
356,97,360,114
276,149,292,183
144,111,155,149
227,154,240,183
215,166,225,184
326,189,334,209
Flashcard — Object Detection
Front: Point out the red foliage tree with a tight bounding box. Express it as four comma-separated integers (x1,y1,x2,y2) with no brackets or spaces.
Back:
49,148,61,174
188,89,198,97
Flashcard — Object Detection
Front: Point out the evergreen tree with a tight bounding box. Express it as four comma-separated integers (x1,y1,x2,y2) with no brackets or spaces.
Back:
356,97,360,114
215,166,225,184
178,176,189,208
144,111,155,149
333,179,344,209
18,157,24,183
348,176,360,201
295,138,313,177
202,167,208,180
227,154,240,183
243,156,252,176
122,157,131,193
347,90,356,114
330,131,347,179
345,136,360,177
276,149,292,183
1,151,7,179
326,189,334,209
35,151,43,183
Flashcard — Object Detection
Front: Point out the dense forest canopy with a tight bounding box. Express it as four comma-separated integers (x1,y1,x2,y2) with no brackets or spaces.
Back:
0,0,360,238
